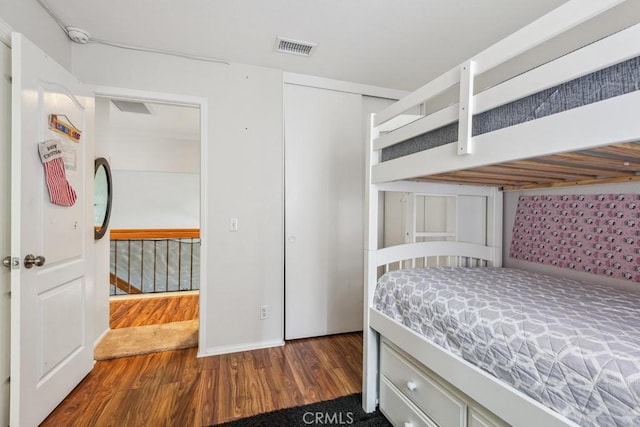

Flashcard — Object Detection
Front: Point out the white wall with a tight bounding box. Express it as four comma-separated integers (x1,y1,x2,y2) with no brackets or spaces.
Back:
503,181,640,290
110,171,199,228
0,1,71,71
74,43,285,353
110,134,199,174
103,102,200,229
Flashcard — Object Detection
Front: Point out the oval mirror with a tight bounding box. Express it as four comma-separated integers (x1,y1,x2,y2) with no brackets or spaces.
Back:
94,157,112,240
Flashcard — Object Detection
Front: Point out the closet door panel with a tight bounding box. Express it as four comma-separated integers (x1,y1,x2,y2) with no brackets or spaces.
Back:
284,84,363,340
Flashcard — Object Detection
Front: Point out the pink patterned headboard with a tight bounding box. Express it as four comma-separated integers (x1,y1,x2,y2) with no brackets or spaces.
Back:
510,193,639,283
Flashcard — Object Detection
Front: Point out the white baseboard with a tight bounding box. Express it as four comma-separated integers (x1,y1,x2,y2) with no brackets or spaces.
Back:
198,339,285,357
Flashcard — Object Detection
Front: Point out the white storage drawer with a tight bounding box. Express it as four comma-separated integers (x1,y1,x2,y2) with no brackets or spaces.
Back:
381,342,467,427
380,377,437,427
468,406,509,427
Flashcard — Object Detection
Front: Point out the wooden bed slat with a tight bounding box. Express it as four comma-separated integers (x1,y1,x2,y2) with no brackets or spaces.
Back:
590,143,640,159
498,161,597,180
543,152,640,172
408,141,640,190
478,164,589,181
428,170,538,184
417,175,532,186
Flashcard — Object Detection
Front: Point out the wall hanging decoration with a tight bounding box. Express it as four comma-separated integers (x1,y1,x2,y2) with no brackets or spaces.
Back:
38,139,77,206
48,114,81,142
510,193,640,282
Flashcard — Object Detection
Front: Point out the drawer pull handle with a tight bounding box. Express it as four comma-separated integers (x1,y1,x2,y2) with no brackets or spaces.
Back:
404,422,414,427
406,381,418,391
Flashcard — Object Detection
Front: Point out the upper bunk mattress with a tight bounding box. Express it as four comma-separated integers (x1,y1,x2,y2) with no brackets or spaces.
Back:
381,56,640,162
373,267,640,426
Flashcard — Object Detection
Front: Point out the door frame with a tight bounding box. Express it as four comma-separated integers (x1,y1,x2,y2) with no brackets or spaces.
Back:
0,17,12,427
91,85,208,355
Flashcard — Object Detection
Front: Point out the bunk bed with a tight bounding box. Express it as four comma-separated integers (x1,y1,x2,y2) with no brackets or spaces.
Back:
363,1,640,426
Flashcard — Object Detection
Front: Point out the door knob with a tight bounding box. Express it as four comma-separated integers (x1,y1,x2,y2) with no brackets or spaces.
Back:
3,256,19,270
24,254,46,269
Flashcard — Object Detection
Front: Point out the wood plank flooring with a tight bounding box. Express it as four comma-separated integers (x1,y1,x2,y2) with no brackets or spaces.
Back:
42,293,361,425
110,292,199,329
40,332,363,426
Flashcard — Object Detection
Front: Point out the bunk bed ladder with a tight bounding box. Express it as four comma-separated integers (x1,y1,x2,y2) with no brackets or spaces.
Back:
458,60,475,155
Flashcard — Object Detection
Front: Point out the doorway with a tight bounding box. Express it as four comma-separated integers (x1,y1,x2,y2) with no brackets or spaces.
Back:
94,95,203,358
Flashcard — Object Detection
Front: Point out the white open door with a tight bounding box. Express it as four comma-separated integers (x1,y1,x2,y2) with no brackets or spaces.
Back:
10,33,93,426
1,32,12,427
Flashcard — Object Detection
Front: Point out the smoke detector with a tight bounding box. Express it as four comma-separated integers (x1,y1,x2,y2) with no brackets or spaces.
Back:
274,36,317,57
66,27,90,44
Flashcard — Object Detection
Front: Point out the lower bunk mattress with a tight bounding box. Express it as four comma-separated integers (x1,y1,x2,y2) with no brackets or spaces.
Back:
373,267,640,426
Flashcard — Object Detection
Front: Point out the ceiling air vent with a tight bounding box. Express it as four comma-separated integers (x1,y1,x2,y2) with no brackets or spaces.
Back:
111,100,152,115
275,36,317,57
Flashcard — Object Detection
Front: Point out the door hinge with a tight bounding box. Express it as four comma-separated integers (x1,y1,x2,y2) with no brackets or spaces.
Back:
2,256,20,270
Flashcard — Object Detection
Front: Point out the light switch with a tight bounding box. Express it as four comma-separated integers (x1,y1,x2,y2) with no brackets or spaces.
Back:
230,217,239,231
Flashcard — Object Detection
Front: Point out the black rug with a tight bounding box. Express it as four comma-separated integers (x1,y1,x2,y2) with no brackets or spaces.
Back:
216,393,391,426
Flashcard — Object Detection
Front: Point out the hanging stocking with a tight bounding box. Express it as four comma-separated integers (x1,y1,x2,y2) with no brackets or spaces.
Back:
38,139,77,206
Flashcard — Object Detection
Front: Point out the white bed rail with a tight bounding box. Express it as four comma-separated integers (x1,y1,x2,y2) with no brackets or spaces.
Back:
377,241,496,272
375,0,626,125
371,0,636,183
373,21,640,154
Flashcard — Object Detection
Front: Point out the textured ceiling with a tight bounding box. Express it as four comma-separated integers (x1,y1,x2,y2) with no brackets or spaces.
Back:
43,0,572,90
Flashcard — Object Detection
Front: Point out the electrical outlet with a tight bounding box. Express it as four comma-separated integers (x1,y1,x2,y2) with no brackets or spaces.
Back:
260,305,269,320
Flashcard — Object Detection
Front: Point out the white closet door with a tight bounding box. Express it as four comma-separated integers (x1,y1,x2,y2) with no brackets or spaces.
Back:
284,84,363,340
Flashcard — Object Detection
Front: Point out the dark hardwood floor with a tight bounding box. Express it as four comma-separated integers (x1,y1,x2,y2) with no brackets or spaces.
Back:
41,294,363,426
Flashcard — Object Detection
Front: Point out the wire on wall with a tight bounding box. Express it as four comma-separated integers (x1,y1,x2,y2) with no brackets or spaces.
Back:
35,0,230,66
89,38,230,65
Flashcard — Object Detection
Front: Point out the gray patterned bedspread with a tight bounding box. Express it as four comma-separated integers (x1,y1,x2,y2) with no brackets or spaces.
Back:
373,267,640,426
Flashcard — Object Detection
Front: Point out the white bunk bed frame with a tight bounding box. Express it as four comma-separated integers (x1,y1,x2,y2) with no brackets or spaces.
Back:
363,1,640,426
